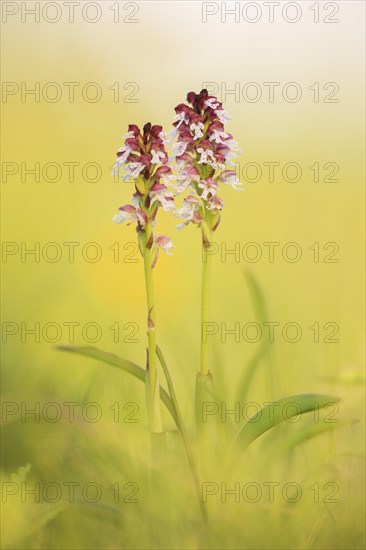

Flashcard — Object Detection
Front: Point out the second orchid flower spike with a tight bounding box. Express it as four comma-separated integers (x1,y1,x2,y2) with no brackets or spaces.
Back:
171,88,243,243
112,122,176,433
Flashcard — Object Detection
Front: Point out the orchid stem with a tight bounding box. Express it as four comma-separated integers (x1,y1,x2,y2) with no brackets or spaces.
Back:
144,223,163,433
200,227,212,377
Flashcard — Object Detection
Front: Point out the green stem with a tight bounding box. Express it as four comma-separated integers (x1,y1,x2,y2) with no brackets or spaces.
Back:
143,223,162,433
200,226,212,376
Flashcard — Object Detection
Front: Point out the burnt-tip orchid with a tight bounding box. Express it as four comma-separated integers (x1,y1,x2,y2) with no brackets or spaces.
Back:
170,90,243,383
112,122,177,434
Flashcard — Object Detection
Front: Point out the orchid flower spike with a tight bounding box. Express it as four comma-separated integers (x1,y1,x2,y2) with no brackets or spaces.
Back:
112,122,175,266
171,89,243,238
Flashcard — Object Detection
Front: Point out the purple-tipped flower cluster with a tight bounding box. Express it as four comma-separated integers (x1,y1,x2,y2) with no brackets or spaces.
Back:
113,123,175,262
112,90,243,253
171,89,243,234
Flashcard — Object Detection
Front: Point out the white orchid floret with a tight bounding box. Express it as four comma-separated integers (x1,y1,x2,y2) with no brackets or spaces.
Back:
151,149,166,164
197,147,216,166
175,165,200,193
175,196,202,229
174,200,195,220
221,170,244,191
153,194,176,212
198,152,223,170
225,151,240,167
173,111,189,128
155,235,175,255
149,184,176,212
190,121,204,140
176,157,192,170
206,195,224,212
123,161,145,180
204,98,220,110
112,146,132,176
160,173,176,187
215,109,231,124
175,178,191,194
226,139,241,153
116,146,132,162
172,141,188,157
198,179,218,201
113,205,148,227
209,129,230,145
158,130,173,144
112,211,132,225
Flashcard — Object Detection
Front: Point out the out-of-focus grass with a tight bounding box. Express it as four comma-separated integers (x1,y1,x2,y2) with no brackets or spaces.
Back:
1,273,364,549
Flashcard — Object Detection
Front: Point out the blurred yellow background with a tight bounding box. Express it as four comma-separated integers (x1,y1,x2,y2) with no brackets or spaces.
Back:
1,1,365,548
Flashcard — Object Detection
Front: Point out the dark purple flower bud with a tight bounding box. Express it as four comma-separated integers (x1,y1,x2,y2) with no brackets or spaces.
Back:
187,91,197,104
150,125,163,138
195,89,209,112
128,124,140,137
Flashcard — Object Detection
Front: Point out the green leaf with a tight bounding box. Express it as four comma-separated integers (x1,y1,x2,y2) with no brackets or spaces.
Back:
233,393,340,454
57,346,178,427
